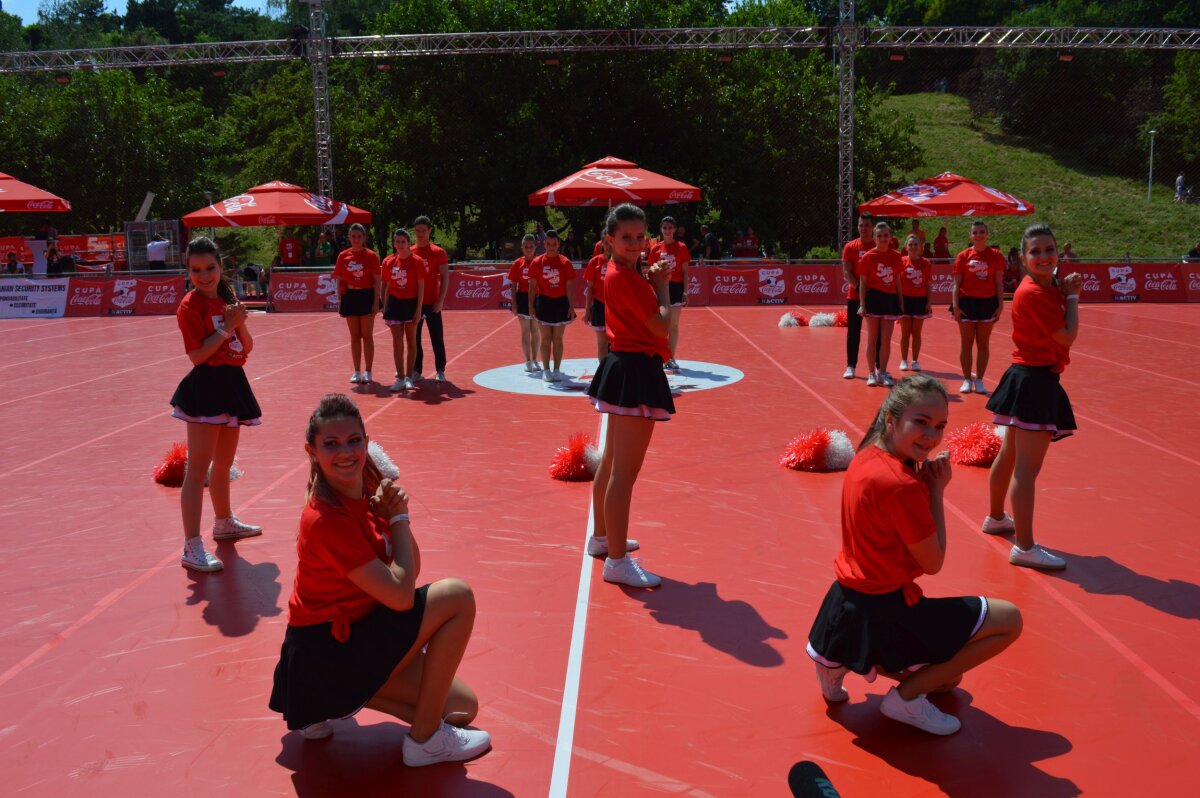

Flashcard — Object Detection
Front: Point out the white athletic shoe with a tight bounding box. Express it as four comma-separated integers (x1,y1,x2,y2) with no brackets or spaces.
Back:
842,366,855,379
301,720,334,740
403,377,414,391
899,359,910,371
910,360,922,372
362,371,373,383
390,378,405,392
974,378,987,395
981,513,1016,534
181,538,223,572
436,371,446,383
880,371,895,387
960,379,973,394
585,536,640,557
349,371,362,384
213,515,262,541
402,722,492,767
542,369,553,382
866,371,878,387
602,556,662,588
524,361,534,372
880,687,961,735
1009,544,1067,571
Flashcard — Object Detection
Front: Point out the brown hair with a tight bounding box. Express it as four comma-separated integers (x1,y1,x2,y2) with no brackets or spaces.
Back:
305,393,383,505
185,236,237,304
859,375,949,451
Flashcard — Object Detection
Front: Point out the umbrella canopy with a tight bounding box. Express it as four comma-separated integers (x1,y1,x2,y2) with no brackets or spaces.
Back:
182,181,372,228
858,172,1034,218
528,156,701,207
0,172,72,213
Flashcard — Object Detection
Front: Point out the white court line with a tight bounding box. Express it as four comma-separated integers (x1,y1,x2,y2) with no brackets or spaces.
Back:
548,412,606,798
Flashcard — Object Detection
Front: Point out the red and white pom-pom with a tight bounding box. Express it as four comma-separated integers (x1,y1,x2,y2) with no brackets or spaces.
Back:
779,311,808,328
153,443,242,487
369,440,400,480
945,422,1003,466
833,311,849,327
779,428,855,472
153,441,189,487
549,433,600,481
809,312,837,327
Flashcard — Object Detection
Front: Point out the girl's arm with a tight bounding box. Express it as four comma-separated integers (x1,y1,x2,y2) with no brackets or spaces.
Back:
582,281,593,325
857,274,868,313
373,274,383,314
904,454,952,575
235,313,253,356
1051,274,1082,347
564,272,576,319
680,256,690,306
951,273,962,320
186,329,235,365
993,265,1005,318
347,481,420,610
644,266,671,337
925,263,934,305
336,275,346,298
414,280,425,323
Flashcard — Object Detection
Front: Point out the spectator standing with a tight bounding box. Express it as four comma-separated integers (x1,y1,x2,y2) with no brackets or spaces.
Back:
534,222,547,255
280,230,304,268
701,225,721,261
4,251,20,275
1004,247,1022,294
1176,173,1186,203
909,219,927,246
147,234,171,272
1060,243,1079,263
1183,241,1200,262
933,227,951,261
563,229,583,261
45,246,65,277
311,232,335,267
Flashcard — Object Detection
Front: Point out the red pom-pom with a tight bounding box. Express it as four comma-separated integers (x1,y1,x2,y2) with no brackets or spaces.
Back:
945,422,1003,466
549,433,598,481
153,441,189,487
792,312,808,326
833,311,849,327
780,428,833,472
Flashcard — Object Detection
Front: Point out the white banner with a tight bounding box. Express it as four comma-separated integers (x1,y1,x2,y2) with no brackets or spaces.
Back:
0,278,70,319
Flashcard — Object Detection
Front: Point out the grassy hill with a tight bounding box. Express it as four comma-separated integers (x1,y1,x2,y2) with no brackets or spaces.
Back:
882,93,1200,260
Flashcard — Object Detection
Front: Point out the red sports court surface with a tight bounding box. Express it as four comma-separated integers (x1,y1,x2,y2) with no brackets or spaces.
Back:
0,304,1197,796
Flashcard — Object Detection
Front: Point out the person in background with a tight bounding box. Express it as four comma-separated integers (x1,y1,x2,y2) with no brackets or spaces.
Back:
933,227,951,261
909,219,927,247
45,245,65,277
1004,247,1022,294
147,234,171,272
1183,241,1200,262
1176,172,1186,203
4,251,21,275
280,229,304,268
534,222,547,255
1060,243,1079,263
563,229,582,261
701,225,721,261
311,232,335,267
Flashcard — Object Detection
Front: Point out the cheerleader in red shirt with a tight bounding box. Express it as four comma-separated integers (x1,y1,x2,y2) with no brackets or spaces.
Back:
381,229,425,393
582,239,610,362
507,234,541,372
269,394,491,764
857,221,904,388
647,216,691,371
806,375,1023,735
897,233,933,373
585,204,674,589
530,230,575,382
982,223,1082,571
170,237,262,573
952,221,1006,395
334,223,382,385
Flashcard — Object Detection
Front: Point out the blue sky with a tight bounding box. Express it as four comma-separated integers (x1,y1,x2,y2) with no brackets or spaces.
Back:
2,1,274,26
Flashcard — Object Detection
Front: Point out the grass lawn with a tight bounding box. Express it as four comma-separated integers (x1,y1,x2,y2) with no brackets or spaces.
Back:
882,92,1200,260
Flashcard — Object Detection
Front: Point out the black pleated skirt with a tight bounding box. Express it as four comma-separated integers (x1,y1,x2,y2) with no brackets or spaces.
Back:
987,364,1076,440
339,287,377,317
170,364,261,427
587,350,675,420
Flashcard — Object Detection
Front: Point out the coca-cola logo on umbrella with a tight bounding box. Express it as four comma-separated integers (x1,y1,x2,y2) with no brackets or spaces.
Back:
25,201,56,210
303,194,336,214
582,169,641,188
222,194,256,214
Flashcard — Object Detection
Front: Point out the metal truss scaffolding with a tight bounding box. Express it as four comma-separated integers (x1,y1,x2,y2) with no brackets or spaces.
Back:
3,21,1199,243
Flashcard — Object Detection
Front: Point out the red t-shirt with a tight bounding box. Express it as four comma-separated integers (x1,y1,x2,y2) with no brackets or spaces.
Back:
507,256,535,292
858,247,903,293
841,238,873,301
532,253,574,299
583,254,607,302
334,248,381,291
593,240,604,257
899,255,932,298
933,233,950,258
382,253,424,300
176,290,247,367
279,237,303,266
1010,276,1071,374
287,494,396,639
953,246,1005,298
834,446,935,604
413,243,448,305
648,240,691,283
603,260,670,362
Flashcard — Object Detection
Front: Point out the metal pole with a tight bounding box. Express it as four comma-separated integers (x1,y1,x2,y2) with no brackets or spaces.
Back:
836,0,856,247
302,0,334,200
1147,129,1156,202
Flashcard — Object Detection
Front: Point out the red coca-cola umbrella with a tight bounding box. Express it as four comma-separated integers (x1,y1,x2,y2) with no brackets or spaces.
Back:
0,172,72,213
858,172,1034,218
528,156,701,207
182,181,372,228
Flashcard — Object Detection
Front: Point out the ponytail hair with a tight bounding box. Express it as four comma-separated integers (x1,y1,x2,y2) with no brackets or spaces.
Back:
304,393,383,506
185,236,237,305
858,375,949,451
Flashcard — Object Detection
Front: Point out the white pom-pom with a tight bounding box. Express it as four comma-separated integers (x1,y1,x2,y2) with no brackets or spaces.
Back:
584,442,602,475
994,424,1007,439
205,457,241,486
809,312,836,327
825,430,855,470
369,440,400,480
779,311,800,327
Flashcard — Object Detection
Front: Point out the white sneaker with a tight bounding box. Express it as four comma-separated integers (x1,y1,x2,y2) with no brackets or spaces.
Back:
349,371,362,384
815,662,849,703
181,538,223,572
542,369,554,382
362,371,373,383
552,370,564,381
880,371,895,387
212,515,262,541
960,379,973,394
403,377,414,391
1009,544,1066,571
402,721,492,767
974,378,986,394
666,359,680,370
390,378,405,392
981,513,1015,534
866,371,878,387
899,359,909,371
602,556,662,588
842,366,855,379
301,720,334,740
524,361,533,372
911,360,922,372
880,687,961,735
436,371,446,382
585,536,640,557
